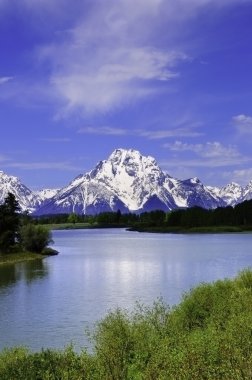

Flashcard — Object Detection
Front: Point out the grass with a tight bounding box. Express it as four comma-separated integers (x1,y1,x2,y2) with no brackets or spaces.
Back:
42,222,95,230
0,251,45,266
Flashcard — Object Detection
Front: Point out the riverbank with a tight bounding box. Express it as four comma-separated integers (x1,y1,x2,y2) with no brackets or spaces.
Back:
0,248,58,266
128,225,252,233
42,222,127,230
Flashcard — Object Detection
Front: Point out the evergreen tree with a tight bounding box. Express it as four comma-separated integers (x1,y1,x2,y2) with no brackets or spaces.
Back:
0,193,21,253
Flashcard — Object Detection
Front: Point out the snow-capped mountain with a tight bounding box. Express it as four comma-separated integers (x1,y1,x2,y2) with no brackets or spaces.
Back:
243,181,252,202
34,189,59,203
166,177,225,209
0,171,57,213
1,149,252,215
35,149,225,215
218,182,244,206
0,170,37,212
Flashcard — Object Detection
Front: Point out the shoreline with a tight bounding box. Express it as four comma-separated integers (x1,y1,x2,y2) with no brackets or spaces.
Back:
0,249,58,266
45,222,252,234
127,225,252,233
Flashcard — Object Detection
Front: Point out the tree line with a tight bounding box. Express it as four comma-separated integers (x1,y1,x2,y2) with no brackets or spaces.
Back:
166,200,252,229
33,199,252,231
0,193,53,255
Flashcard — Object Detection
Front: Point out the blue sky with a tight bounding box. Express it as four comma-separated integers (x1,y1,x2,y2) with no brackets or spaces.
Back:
1,0,252,190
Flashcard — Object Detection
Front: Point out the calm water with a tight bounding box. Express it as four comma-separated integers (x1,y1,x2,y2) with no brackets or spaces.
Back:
0,228,251,351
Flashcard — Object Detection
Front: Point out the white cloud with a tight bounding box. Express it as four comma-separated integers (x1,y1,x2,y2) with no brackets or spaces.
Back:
39,0,246,116
233,114,252,134
164,141,240,159
47,46,187,115
1,0,247,115
140,126,202,139
38,0,191,116
0,76,13,85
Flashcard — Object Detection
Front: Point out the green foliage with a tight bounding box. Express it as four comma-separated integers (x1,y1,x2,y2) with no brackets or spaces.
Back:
67,212,79,224
0,270,252,379
0,346,94,380
0,193,21,253
20,224,53,253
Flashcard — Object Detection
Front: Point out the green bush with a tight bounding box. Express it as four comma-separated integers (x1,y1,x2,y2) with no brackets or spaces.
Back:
20,224,53,253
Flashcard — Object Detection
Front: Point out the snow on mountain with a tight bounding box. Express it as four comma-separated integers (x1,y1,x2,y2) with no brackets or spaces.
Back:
170,177,225,209
218,182,244,206
37,178,129,215
1,150,252,215
35,149,226,215
0,170,37,212
87,149,177,212
34,189,59,203
36,149,175,215
242,180,252,202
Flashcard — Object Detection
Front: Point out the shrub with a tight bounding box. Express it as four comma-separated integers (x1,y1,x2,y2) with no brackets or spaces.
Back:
20,224,53,253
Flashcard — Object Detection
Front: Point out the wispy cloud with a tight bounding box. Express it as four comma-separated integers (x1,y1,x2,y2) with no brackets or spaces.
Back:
0,0,246,116
0,76,13,85
140,126,202,139
37,0,192,116
161,141,250,173
161,156,248,170
233,114,252,134
164,141,240,159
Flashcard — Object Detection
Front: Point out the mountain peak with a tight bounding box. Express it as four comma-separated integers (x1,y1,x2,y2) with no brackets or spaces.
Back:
108,148,157,165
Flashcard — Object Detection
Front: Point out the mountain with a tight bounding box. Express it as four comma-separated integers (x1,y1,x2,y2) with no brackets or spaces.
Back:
0,170,37,213
243,180,252,202
34,189,59,204
1,149,252,215
218,182,244,206
207,181,252,206
35,149,224,215
0,171,58,213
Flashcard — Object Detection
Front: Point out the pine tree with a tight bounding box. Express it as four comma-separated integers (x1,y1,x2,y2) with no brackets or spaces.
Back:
0,193,21,253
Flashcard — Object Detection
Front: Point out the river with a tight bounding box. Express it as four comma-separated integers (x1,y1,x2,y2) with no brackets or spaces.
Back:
0,228,251,351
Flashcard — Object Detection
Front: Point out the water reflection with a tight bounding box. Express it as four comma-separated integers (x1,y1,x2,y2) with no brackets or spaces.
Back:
0,258,49,290
0,265,21,288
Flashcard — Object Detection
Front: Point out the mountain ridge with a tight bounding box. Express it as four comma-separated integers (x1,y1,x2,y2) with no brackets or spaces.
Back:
0,149,251,214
